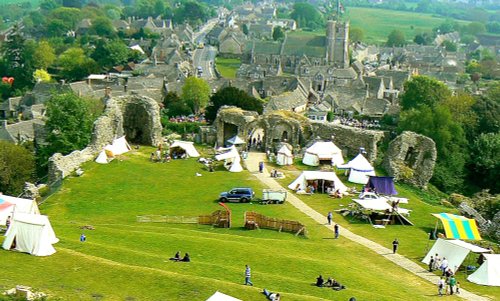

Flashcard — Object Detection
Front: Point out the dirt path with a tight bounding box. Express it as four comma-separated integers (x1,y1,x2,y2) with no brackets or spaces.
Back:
245,152,490,301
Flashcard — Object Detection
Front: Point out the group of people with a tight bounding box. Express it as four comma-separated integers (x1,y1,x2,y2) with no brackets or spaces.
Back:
337,117,381,129
269,169,282,178
429,254,460,295
167,115,206,123
169,251,190,262
316,275,346,291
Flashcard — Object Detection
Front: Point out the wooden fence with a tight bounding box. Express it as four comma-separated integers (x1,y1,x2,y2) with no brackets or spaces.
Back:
136,210,229,228
244,211,307,236
198,210,231,228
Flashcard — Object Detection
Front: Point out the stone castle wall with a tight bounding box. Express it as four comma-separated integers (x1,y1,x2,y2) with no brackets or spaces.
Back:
48,95,162,183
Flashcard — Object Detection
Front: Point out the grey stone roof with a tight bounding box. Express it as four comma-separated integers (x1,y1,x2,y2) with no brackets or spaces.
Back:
0,119,45,143
264,88,309,113
362,98,390,117
374,70,410,90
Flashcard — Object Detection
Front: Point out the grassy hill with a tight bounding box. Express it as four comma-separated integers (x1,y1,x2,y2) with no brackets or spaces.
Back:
345,7,469,44
1,148,495,300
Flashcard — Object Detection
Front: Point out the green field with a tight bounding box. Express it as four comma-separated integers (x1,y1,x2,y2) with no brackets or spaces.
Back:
345,7,469,44
215,58,241,79
0,147,478,300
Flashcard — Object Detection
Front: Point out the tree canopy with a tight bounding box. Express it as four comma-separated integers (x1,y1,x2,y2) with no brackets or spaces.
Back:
205,87,263,122
181,77,211,115
386,30,406,47
290,3,324,30
400,76,451,110
0,141,35,195
58,47,99,81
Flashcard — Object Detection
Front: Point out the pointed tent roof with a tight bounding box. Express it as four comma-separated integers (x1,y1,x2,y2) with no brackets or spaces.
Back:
366,176,397,195
467,254,500,286
205,291,242,301
277,145,292,157
338,153,374,172
227,135,246,145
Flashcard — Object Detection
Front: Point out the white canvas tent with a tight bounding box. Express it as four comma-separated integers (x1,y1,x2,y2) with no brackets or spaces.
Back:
302,141,344,166
170,140,200,158
422,238,491,273
215,146,243,172
97,136,132,163
288,171,348,194
468,254,500,286
276,145,293,165
0,194,40,225
2,213,59,256
205,291,242,301
227,135,245,145
338,153,375,184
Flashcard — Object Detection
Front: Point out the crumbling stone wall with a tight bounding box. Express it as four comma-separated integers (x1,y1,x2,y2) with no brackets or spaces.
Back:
383,131,437,188
214,107,386,161
48,95,162,183
310,123,386,162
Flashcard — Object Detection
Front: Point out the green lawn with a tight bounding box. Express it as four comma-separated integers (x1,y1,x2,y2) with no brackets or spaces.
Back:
273,160,500,300
215,57,241,79
1,147,465,300
345,7,469,44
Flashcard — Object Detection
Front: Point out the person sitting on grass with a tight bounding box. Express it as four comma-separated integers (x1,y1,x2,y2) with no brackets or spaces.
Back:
325,277,333,287
180,253,190,262
262,289,280,301
169,251,181,261
316,275,324,287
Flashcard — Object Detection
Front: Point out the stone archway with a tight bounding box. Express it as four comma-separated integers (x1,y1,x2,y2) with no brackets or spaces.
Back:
121,95,162,146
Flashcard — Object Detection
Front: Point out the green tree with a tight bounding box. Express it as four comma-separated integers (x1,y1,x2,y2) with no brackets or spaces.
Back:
91,40,130,68
0,141,35,195
242,23,249,35
386,30,406,47
349,27,364,43
470,133,500,193
43,93,96,157
181,77,211,115
162,91,192,117
58,47,99,81
205,87,263,122
441,93,477,139
33,40,56,70
401,76,451,110
272,26,285,41
90,17,116,37
442,40,457,52
472,92,500,135
466,22,486,36
48,7,82,30
41,0,60,11
174,1,210,25
290,3,323,30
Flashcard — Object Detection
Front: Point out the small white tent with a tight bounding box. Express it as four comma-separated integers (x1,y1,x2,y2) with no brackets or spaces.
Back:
0,195,40,225
2,213,59,256
95,150,111,164
422,238,491,272
104,136,131,157
339,153,376,184
215,146,243,172
302,141,344,166
170,140,200,158
288,171,348,194
227,135,245,145
205,291,242,301
276,145,293,165
468,254,500,286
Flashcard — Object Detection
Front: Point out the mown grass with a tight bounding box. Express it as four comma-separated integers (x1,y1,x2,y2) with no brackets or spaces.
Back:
1,147,464,300
273,160,500,300
215,57,241,79
344,7,469,44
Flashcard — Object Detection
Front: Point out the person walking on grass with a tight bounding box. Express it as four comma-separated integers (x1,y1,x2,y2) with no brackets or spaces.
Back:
334,224,339,239
429,255,435,272
392,238,399,254
437,277,445,296
449,275,456,295
327,211,333,225
245,265,253,286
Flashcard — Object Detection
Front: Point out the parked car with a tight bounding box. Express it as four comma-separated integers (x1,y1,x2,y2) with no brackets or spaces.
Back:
219,188,254,203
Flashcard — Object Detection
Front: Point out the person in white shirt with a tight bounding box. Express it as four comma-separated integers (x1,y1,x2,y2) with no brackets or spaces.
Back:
440,258,449,275
437,277,445,296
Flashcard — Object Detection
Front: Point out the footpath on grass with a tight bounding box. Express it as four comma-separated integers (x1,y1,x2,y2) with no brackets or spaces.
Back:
245,152,490,301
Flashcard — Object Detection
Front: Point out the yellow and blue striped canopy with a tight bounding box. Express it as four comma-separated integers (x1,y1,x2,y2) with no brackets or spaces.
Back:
432,213,482,240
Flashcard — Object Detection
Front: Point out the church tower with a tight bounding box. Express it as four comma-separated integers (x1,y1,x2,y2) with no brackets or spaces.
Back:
326,20,349,69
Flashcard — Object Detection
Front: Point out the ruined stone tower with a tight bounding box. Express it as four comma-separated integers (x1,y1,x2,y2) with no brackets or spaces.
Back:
326,20,349,69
